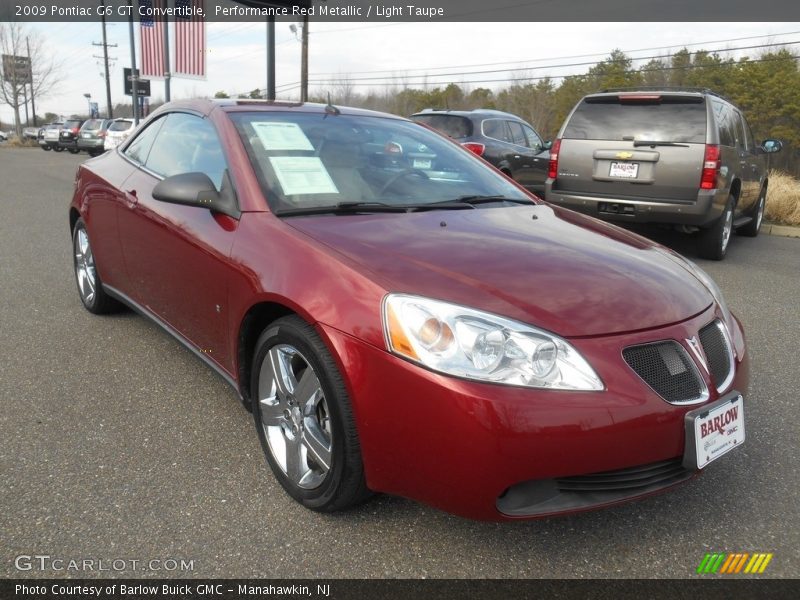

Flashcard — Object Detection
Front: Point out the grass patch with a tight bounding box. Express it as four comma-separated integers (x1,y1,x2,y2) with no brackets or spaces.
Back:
3,137,39,148
766,170,800,227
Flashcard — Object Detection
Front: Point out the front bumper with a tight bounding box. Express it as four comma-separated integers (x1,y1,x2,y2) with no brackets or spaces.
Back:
319,305,748,520
544,183,727,228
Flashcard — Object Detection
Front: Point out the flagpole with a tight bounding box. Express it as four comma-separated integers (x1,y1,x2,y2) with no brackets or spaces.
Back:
163,0,171,102
128,0,139,125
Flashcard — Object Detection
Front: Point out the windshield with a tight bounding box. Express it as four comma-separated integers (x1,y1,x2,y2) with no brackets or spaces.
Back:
109,120,133,132
230,112,530,214
564,96,707,143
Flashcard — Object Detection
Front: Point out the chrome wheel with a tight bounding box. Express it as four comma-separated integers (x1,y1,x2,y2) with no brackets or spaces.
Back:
257,344,332,490
755,194,765,230
721,206,733,253
74,226,96,305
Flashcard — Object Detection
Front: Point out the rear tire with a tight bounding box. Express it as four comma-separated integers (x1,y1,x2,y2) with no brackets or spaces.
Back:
68,148,80,154
738,187,766,238
42,145,51,151
698,195,734,261
53,146,64,152
72,218,121,314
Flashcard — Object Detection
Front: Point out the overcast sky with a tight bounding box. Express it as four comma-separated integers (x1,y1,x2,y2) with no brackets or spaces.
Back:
2,21,799,125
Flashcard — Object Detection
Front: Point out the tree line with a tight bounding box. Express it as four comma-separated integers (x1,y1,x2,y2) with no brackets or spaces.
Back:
311,48,800,175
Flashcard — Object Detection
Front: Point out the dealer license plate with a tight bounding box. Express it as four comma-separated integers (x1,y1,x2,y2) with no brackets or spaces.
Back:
609,161,639,178
413,159,432,170
82,133,91,138
683,393,745,470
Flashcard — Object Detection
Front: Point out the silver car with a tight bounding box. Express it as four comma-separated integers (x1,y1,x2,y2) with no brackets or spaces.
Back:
545,88,782,260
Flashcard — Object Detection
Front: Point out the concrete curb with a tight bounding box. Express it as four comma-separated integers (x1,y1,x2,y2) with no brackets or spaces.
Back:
762,223,800,238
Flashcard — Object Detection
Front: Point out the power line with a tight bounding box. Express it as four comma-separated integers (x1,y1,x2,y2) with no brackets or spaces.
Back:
307,29,800,77
303,41,800,85
304,53,800,89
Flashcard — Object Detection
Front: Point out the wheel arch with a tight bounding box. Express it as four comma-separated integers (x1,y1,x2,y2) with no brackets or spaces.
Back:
236,301,299,410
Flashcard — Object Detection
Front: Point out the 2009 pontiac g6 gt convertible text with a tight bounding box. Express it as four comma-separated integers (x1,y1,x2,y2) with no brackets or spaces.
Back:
70,99,748,520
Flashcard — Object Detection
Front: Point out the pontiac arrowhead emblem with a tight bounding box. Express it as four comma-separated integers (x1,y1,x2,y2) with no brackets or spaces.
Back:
686,336,709,373
616,151,634,159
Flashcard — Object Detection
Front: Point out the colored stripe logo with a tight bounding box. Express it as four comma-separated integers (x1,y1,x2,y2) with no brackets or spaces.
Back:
697,553,773,574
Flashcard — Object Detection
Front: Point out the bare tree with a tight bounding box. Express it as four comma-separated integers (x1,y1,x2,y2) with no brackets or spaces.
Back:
0,22,60,137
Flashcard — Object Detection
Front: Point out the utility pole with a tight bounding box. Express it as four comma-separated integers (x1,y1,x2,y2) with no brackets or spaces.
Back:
300,15,308,102
26,37,36,126
266,15,275,100
93,0,116,118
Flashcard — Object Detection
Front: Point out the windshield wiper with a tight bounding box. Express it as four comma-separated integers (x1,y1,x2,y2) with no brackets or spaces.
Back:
276,201,411,217
428,195,533,208
632,140,690,148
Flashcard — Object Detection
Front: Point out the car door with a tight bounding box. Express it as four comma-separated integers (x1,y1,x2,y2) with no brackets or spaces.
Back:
116,111,237,367
506,120,545,193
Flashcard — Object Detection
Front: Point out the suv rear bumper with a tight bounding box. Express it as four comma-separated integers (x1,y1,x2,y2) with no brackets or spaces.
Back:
544,185,727,228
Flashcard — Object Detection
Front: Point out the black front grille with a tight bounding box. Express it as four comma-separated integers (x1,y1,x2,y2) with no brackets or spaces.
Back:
699,320,732,389
623,341,705,403
556,458,691,493
497,458,694,517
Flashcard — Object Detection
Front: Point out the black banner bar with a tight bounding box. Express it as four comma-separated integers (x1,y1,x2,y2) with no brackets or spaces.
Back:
3,579,800,600
2,0,800,23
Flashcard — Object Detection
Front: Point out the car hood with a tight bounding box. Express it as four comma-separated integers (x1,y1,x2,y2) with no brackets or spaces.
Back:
286,204,712,337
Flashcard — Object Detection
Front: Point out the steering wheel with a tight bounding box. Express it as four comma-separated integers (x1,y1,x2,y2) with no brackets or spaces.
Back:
378,169,430,195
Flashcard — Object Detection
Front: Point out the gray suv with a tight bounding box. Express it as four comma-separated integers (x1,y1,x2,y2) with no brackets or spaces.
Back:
545,88,782,259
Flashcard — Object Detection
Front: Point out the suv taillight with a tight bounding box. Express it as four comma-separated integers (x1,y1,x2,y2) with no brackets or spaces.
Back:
700,144,721,190
548,139,561,180
71,128,79,135
462,142,485,156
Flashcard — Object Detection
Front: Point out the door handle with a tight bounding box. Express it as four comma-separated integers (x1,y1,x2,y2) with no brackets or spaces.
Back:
124,189,138,206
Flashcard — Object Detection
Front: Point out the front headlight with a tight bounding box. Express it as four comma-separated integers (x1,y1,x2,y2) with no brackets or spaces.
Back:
382,294,603,391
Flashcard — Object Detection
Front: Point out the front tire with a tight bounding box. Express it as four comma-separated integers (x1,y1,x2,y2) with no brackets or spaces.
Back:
53,146,64,152
68,148,80,154
72,218,120,314
698,195,734,260
251,316,370,512
41,145,51,151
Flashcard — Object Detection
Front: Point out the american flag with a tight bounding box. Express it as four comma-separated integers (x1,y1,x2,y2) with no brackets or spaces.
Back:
139,0,165,79
174,0,206,78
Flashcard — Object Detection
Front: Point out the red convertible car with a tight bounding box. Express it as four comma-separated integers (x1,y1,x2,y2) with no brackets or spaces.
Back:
70,99,748,520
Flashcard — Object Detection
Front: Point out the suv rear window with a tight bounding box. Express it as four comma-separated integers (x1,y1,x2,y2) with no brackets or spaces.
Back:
109,120,133,131
64,120,83,129
411,114,472,139
563,95,707,143
83,119,104,130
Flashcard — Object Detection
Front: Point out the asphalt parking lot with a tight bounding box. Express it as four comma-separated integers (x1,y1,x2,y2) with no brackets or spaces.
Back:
1,146,798,579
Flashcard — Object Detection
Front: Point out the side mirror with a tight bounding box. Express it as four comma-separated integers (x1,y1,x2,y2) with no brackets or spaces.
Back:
543,140,552,150
152,171,240,218
761,139,783,154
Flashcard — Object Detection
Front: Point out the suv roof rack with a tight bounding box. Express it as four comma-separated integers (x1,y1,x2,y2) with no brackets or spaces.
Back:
599,86,729,101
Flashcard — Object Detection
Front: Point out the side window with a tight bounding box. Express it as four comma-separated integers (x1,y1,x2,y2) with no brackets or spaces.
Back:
145,112,227,189
123,116,166,164
739,113,754,152
482,119,510,142
712,101,735,147
507,121,528,147
522,124,543,152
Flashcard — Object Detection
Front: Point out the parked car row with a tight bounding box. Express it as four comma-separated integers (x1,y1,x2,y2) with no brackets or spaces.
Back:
37,118,135,156
415,88,783,260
